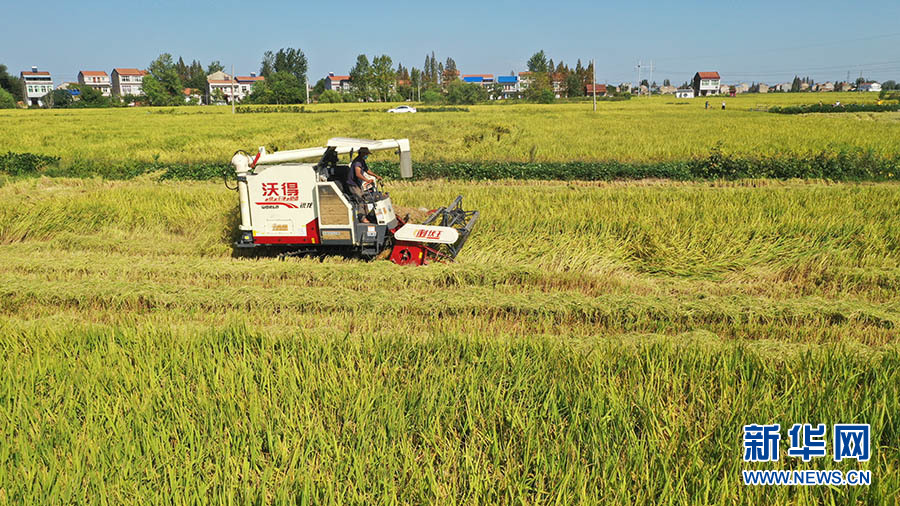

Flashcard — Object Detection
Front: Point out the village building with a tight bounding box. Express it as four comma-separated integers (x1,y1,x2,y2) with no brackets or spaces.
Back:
111,68,146,96
757,83,769,93
692,71,721,96
775,82,792,92
675,88,695,99
658,85,677,95
496,75,519,98
461,74,495,88
518,72,533,91
78,71,111,96
858,82,882,92
814,82,835,92
20,66,53,106
836,82,854,92
206,71,264,103
324,72,351,92
585,83,608,96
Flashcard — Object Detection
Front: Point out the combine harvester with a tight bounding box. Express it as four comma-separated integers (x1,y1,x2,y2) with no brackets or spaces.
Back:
230,138,478,266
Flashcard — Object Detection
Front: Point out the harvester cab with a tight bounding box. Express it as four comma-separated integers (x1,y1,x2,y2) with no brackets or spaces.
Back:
230,138,478,265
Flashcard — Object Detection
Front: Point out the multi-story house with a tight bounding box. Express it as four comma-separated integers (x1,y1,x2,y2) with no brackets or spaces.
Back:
20,66,53,106
206,71,264,103
78,71,111,96
518,72,533,91
111,68,146,96
496,75,519,98
325,72,351,92
461,74,495,88
692,71,720,96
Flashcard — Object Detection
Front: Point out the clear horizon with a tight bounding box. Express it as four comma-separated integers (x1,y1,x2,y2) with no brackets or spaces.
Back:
3,0,900,86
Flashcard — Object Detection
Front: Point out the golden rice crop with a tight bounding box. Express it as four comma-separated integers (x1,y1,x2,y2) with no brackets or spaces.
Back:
0,92,897,167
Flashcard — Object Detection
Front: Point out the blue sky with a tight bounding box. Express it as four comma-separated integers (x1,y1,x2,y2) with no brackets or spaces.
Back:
4,0,900,85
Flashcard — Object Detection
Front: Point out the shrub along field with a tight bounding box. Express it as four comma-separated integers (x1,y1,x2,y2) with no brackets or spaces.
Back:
0,176,898,503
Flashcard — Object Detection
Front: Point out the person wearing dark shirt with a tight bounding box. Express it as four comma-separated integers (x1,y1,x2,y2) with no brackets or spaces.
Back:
346,147,382,223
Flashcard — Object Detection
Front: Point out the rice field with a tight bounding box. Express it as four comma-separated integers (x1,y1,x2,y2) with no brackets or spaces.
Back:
1,92,898,167
1,175,898,504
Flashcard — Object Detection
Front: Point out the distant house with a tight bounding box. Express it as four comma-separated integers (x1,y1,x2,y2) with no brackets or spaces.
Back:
757,83,769,94
206,71,263,103
78,71,111,96
20,66,53,106
858,82,881,92
775,82,792,92
836,82,854,92
720,84,731,95
111,68,146,96
692,71,721,96
799,82,810,91
518,72,533,91
236,73,264,97
324,72,351,92
734,83,750,94
183,88,203,103
814,82,835,92
550,73,565,97
658,85,677,95
585,83,608,96
675,88,695,99
496,75,519,98
461,74,495,89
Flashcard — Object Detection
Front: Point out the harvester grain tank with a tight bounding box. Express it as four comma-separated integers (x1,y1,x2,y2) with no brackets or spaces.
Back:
230,138,478,265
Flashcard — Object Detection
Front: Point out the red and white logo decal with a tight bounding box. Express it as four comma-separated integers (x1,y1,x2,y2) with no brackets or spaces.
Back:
414,229,442,240
261,182,300,201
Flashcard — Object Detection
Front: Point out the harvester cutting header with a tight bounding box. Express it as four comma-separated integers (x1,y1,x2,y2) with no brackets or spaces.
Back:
230,138,478,265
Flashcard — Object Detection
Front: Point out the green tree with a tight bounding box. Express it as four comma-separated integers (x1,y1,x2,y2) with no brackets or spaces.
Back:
260,51,275,78
47,88,73,108
272,48,308,83
350,54,372,100
527,50,549,73
422,90,443,104
207,61,224,75
73,84,109,107
565,73,583,97
312,78,327,97
442,57,458,84
489,82,503,99
267,71,304,104
371,55,395,101
318,90,342,103
447,81,487,104
144,53,184,105
0,64,25,103
791,76,801,92
0,87,16,108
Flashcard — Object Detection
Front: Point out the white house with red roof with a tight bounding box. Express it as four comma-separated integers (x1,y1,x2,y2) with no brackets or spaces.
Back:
111,68,146,96
207,71,264,104
20,66,53,106
692,71,721,96
324,72,351,92
78,71,111,96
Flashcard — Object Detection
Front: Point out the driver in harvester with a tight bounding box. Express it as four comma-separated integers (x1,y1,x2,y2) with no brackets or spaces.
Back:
346,147,382,223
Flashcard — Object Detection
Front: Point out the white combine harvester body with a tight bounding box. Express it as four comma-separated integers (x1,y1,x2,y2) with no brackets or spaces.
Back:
230,138,478,265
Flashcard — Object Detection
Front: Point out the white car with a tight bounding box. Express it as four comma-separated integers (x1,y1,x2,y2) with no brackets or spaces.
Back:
387,105,417,113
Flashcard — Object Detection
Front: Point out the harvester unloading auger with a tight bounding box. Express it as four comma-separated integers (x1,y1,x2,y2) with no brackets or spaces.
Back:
230,138,478,266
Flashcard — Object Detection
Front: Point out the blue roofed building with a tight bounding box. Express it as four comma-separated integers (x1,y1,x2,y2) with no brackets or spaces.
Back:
461,74,494,87
496,75,519,99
